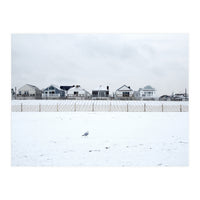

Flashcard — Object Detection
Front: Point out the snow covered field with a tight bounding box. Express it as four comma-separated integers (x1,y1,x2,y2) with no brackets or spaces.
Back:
11,112,188,166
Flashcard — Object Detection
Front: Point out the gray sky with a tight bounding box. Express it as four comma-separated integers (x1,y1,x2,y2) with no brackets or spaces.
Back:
11,34,188,96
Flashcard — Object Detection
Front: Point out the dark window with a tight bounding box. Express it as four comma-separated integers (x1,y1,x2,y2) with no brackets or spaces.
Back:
49,86,54,90
74,91,78,96
123,92,129,97
92,91,98,97
99,91,106,97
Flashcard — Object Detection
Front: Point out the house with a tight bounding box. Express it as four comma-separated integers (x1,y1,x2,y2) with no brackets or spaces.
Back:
17,84,42,99
134,85,156,100
92,85,110,99
115,85,134,100
60,85,74,96
67,85,91,99
170,89,189,101
42,85,65,99
159,95,171,101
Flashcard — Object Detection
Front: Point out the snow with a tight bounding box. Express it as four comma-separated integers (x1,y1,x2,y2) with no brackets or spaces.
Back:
11,112,188,166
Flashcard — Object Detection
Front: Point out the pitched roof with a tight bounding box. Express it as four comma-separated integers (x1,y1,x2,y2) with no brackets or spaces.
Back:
143,85,155,90
19,84,41,91
43,84,63,91
144,85,154,90
116,85,133,91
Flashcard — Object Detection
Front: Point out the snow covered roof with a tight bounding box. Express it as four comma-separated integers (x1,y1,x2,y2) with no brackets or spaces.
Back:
19,84,41,91
116,85,133,91
143,85,155,90
68,85,90,94
43,84,63,91
93,85,109,91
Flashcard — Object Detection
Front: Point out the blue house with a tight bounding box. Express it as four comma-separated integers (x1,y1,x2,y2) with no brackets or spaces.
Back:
42,85,65,99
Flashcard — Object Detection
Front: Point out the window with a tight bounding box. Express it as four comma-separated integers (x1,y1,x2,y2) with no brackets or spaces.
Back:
49,86,54,90
123,92,129,97
99,91,106,97
92,91,98,97
74,91,78,96
24,91,29,96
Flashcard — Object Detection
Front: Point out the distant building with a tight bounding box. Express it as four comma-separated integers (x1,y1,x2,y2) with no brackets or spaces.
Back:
115,85,134,100
170,89,189,101
60,85,74,96
134,85,156,100
92,85,110,99
42,85,65,99
17,84,42,99
11,88,16,100
67,85,91,99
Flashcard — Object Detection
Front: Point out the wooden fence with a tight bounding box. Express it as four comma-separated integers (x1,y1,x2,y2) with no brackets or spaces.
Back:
11,101,189,112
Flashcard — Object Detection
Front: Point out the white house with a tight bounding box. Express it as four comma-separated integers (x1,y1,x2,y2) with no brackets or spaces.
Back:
67,85,91,99
115,85,134,99
42,85,65,99
134,85,157,100
17,84,42,99
92,85,109,99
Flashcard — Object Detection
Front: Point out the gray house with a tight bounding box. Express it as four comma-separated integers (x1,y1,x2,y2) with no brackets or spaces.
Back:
17,84,42,99
92,85,110,100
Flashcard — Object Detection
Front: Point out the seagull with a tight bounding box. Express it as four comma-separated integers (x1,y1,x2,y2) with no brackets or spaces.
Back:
82,131,89,137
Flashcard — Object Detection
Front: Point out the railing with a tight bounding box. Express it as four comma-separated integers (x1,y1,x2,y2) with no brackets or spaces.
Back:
11,100,189,112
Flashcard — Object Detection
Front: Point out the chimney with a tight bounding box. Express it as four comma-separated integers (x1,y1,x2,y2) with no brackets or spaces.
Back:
107,86,109,91
128,86,130,89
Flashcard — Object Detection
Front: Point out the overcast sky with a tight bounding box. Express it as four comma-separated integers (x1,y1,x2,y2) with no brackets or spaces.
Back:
11,34,188,95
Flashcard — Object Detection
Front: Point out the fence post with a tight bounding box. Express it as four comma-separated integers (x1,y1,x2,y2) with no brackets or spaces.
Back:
92,103,94,112
110,102,111,112
74,103,76,112
127,103,129,112
180,104,182,112
21,103,23,112
162,104,164,112
57,103,58,112
144,103,146,112
39,104,41,112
